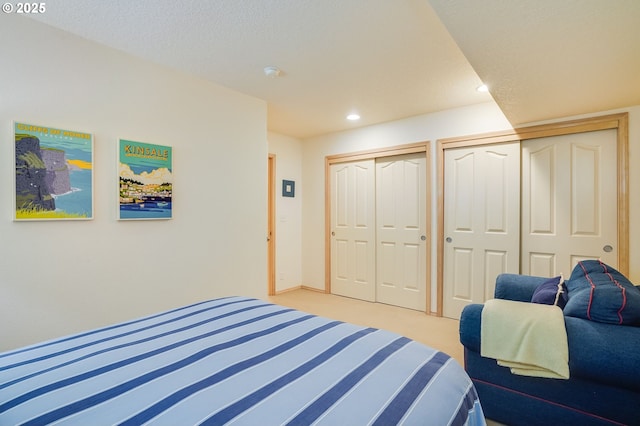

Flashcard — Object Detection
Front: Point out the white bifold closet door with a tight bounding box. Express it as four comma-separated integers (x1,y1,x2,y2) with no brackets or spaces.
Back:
330,159,376,302
375,153,427,311
330,153,427,310
442,130,619,319
521,129,618,277
443,142,521,319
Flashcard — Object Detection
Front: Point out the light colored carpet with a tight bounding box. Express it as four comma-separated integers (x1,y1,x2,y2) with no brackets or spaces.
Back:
269,289,464,365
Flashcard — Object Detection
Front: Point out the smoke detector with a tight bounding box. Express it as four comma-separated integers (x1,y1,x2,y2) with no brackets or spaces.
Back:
264,66,282,78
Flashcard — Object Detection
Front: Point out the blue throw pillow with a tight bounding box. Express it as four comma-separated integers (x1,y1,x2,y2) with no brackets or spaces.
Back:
564,260,640,325
531,276,568,308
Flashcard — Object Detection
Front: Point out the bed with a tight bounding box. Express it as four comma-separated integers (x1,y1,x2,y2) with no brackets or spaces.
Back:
1,297,484,425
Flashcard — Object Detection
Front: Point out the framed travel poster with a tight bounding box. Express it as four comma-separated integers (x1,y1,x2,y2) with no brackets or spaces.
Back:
118,139,173,220
14,122,93,220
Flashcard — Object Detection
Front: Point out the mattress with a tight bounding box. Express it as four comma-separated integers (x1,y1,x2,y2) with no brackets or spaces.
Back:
0,297,484,425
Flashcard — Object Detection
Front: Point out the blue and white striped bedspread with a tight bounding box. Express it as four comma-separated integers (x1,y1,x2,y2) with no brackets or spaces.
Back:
0,297,484,425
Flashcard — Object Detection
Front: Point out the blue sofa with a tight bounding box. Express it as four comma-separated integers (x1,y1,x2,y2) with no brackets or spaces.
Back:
460,273,640,426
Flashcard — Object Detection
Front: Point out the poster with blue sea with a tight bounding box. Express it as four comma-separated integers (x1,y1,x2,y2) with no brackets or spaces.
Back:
119,139,173,220
14,122,93,220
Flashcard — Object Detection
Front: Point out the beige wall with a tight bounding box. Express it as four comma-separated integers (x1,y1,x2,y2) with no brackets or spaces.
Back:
0,16,268,350
268,132,303,292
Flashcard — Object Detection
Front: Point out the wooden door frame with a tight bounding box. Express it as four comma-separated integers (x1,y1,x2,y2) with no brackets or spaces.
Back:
436,113,629,316
268,154,276,296
324,141,431,311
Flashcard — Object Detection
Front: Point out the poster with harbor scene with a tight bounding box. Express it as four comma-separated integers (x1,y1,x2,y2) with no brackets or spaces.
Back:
119,139,172,220
14,122,93,220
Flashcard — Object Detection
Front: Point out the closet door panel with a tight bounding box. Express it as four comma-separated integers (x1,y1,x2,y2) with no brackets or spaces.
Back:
376,153,427,311
522,129,617,278
330,160,376,301
443,142,520,319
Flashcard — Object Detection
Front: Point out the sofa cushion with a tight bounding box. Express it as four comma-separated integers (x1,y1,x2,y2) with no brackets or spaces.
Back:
531,276,567,308
565,315,640,392
564,260,640,325
495,274,547,302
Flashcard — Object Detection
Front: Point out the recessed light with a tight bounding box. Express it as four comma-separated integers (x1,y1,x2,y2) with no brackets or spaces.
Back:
476,84,489,93
346,114,360,121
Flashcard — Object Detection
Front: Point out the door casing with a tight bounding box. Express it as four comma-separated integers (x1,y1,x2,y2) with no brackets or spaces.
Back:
268,154,276,296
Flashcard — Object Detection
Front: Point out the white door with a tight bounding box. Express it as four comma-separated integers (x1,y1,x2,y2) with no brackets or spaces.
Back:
443,142,520,319
376,153,427,311
521,130,618,277
330,160,376,301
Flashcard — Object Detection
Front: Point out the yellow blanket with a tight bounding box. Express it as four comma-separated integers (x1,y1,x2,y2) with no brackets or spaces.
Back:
481,299,569,379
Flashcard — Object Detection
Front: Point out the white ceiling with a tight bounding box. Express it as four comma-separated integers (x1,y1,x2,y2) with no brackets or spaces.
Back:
28,0,640,139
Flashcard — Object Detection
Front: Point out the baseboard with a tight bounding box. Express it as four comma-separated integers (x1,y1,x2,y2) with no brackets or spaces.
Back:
300,285,327,293
274,285,327,295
